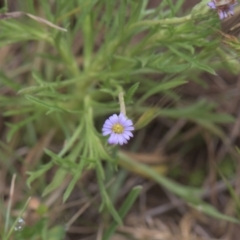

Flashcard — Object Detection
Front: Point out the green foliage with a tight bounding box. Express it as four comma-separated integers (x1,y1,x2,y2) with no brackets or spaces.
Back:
102,186,142,240
119,152,240,224
16,220,65,240
1,0,240,238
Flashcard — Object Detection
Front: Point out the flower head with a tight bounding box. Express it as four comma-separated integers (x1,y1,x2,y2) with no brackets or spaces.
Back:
102,113,134,145
207,1,237,20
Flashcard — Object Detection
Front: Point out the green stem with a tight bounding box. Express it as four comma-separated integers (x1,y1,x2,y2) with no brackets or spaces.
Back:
131,14,191,28
83,14,93,70
54,37,80,77
4,174,16,234
118,92,126,115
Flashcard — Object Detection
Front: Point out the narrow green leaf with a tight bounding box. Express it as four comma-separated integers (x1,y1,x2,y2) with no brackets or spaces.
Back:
96,167,122,225
189,201,240,224
119,151,201,198
119,152,239,223
32,70,46,85
6,113,40,142
0,72,20,90
27,162,53,188
168,46,216,75
25,95,63,112
139,79,187,104
103,186,142,240
125,82,139,103
63,158,86,202
4,198,31,240
42,169,67,196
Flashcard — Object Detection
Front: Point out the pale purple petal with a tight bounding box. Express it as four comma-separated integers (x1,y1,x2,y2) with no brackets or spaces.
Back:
103,123,112,129
102,126,111,131
102,129,112,136
224,11,228,18
118,113,127,124
218,11,224,19
228,5,234,15
103,123,112,128
103,126,111,131
113,133,119,144
108,133,117,144
207,1,216,9
104,119,113,127
218,10,229,20
109,114,118,124
123,132,130,140
117,135,124,145
123,119,133,127
228,9,234,15
124,131,133,138
107,133,114,144
125,126,134,131
102,126,112,132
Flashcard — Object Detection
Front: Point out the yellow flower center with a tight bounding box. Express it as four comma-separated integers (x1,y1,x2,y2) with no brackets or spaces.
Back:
112,123,124,134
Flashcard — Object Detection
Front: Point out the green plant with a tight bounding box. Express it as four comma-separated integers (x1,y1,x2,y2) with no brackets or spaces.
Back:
1,0,240,239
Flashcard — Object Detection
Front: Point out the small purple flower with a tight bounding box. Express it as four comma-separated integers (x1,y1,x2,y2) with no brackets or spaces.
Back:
207,1,237,20
208,1,216,9
102,113,134,145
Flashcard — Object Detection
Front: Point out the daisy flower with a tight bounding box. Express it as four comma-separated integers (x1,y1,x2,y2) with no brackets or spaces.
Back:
102,113,134,145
